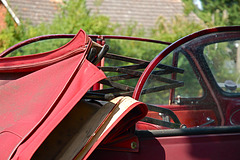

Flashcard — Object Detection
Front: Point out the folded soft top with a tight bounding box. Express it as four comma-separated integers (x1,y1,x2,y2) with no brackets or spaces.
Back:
0,29,90,73
0,29,106,159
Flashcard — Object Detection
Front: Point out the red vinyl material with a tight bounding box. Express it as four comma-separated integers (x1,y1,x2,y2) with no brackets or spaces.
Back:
0,29,106,159
0,29,89,73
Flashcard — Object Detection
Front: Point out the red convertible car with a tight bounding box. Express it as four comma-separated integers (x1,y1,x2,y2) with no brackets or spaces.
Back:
0,26,240,160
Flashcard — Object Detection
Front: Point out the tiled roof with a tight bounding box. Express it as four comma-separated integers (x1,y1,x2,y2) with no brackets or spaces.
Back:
7,0,61,25
4,0,200,30
86,0,200,31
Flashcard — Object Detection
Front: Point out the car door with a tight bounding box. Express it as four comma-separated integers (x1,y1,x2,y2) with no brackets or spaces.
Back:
88,26,240,160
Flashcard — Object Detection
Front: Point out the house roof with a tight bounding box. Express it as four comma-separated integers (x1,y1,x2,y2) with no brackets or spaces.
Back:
3,0,200,31
86,0,200,31
6,0,61,25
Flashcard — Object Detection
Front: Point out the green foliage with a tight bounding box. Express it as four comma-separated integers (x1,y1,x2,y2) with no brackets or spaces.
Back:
0,1,206,96
182,0,197,15
201,0,240,25
152,16,205,42
49,0,116,35
0,13,27,52
183,0,240,26
0,0,116,54
0,0,208,56
106,15,205,71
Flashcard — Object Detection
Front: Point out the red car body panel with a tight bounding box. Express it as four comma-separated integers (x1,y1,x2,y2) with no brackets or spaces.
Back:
89,131,240,160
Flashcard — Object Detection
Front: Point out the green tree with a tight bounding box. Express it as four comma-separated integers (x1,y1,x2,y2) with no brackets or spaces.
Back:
0,0,116,54
183,0,240,26
152,16,205,42
201,0,239,25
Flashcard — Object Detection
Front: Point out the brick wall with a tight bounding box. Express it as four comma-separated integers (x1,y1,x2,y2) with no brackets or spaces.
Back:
0,3,7,31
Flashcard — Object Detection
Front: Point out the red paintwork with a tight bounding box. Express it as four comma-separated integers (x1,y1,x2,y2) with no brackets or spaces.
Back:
136,121,164,130
146,110,217,127
89,132,240,160
92,35,106,91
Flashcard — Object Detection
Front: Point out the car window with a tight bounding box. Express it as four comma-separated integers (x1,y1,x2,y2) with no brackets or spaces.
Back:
174,52,203,99
204,40,240,93
139,50,203,105
135,27,240,133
